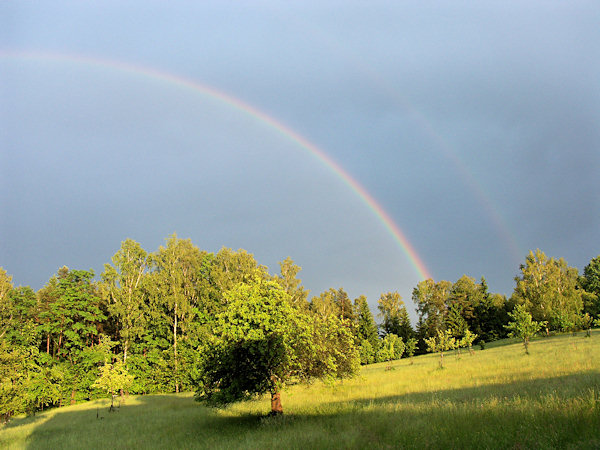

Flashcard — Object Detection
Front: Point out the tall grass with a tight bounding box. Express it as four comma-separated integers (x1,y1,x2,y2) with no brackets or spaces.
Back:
2,332,599,449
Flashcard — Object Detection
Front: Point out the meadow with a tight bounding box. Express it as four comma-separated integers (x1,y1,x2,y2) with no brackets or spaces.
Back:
2,332,599,449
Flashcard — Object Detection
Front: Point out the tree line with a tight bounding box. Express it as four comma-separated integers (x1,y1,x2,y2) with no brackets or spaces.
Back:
1,236,599,420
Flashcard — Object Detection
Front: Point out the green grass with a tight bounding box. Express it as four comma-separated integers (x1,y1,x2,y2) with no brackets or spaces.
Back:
2,332,599,449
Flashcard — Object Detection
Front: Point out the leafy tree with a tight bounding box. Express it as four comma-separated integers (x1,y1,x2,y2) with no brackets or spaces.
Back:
579,313,594,337
354,295,379,353
195,277,358,415
460,329,477,355
310,289,339,319
472,290,509,343
424,329,456,369
151,234,209,393
580,255,600,318
0,268,14,340
376,334,405,366
405,338,418,364
413,279,452,340
101,238,150,364
0,341,31,422
511,250,582,331
38,268,106,403
505,304,545,354
378,291,413,341
445,303,468,340
93,336,134,411
208,247,268,309
358,339,376,365
448,275,482,325
2,286,38,346
274,257,309,310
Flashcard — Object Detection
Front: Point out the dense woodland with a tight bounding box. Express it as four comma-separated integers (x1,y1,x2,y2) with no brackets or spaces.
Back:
1,234,599,420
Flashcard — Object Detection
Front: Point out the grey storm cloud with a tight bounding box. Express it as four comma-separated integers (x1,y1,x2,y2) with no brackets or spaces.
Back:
1,1,599,322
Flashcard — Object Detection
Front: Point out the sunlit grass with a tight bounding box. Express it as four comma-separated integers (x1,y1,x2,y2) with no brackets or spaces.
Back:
2,332,599,449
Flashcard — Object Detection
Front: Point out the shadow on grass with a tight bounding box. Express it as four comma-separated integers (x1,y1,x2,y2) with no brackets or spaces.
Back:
22,372,600,449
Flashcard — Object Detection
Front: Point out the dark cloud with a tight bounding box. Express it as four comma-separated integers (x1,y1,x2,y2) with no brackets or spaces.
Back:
1,1,599,319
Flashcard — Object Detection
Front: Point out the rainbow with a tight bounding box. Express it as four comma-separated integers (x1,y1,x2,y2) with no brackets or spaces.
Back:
0,50,433,280
286,23,524,264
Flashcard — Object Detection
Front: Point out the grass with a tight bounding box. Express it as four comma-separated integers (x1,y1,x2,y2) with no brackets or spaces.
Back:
2,332,599,449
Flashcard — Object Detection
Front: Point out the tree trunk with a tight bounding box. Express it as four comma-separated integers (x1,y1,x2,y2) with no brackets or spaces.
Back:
174,302,179,393
270,388,283,416
70,390,76,405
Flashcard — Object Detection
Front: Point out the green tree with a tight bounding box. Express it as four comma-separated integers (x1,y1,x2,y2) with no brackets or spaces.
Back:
376,334,405,367
413,279,452,340
405,338,418,364
448,275,482,325
92,336,134,411
460,329,478,355
151,234,209,393
511,250,582,331
274,257,309,310
354,295,379,354
39,268,106,404
580,255,600,319
310,289,339,319
101,238,150,364
0,268,14,340
195,277,358,415
378,292,413,341
505,304,545,354
424,329,456,369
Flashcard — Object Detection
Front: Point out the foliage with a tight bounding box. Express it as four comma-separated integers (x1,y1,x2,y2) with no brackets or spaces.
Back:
460,329,478,355
274,257,309,309
377,292,413,341
2,334,599,449
413,279,452,341
376,333,405,364
101,238,150,363
354,295,379,356
505,304,545,354
405,338,418,364
425,329,456,368
511,249,582,331
194,278,358,414
580,255,600,318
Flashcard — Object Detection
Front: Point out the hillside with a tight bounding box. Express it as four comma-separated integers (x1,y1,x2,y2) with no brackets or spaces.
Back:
2,332,599,449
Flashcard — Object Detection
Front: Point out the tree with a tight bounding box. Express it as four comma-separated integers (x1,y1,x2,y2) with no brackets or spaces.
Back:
354,295,379,357
424,329,456,369
413,279,452,340
37,268,106,404
580,255,600,319
151,234,209,393
195,277,358,415
405,338,418,364
448,275,482,325
0,268,14,339
511,250,582,331
378,292,413,341
505,304,544,354
460,329,477,355
92,336,134,411
101,238,150,364
376,334,405,367
274,257,309,309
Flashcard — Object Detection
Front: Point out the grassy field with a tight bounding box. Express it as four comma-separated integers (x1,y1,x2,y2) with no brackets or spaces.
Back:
2,332,599,449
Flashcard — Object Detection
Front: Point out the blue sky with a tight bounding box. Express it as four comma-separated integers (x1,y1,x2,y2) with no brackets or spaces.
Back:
1,1,599,322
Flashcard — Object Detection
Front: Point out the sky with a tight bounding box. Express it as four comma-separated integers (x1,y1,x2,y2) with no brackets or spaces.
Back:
1,1,599,323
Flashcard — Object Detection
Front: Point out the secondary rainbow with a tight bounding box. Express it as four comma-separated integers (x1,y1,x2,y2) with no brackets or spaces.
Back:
0,50,433,280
